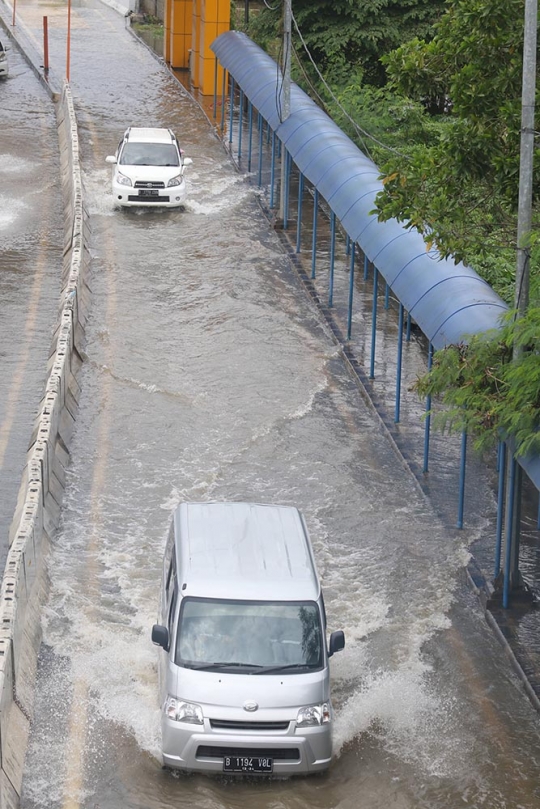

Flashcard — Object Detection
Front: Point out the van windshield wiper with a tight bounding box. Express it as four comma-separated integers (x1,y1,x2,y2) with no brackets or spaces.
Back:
251,663,315,675
183,662,263,671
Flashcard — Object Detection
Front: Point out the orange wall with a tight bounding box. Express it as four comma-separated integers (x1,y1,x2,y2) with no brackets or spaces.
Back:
163,0,230,94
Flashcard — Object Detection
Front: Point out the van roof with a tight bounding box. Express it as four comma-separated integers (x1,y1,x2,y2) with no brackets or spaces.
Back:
174,502,321,602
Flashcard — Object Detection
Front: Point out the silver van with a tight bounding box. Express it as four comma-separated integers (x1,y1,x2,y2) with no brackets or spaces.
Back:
151,502,345,775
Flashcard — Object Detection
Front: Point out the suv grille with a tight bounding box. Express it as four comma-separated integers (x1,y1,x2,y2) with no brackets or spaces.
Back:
210,719,290,732
134,181,165,189
196,746,300,761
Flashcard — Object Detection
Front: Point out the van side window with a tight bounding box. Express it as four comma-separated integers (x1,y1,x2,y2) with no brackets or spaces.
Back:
167,579,178,638
165,551,176,597
320,593,327,630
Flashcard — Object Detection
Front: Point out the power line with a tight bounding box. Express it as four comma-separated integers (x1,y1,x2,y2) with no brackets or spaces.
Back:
291,43,373,159
290,10,408,159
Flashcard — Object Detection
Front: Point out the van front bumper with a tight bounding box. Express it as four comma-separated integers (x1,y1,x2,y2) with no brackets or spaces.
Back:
162,718,333,775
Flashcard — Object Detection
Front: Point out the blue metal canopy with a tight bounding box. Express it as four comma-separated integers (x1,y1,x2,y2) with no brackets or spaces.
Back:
211,31,508,352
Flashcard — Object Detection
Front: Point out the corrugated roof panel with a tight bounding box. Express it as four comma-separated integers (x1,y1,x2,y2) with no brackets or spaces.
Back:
211,29,508,350
338,185,382,237
408,278,505,344
432,304,507,349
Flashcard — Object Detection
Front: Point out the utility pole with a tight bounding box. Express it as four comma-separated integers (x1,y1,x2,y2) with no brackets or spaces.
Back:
514,0,537,325
502,0,537,604
279,0,292,221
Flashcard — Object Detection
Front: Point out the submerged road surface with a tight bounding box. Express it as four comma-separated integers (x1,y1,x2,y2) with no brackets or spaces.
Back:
7,2,540,808
0,37,63,567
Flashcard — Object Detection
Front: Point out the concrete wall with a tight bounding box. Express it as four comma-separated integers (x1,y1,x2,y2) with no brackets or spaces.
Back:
139,0,165,19
0,82,90,808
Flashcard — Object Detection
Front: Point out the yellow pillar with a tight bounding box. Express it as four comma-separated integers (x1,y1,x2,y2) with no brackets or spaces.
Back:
163,0,172,63
191,0,201,88
169,0,192,69
199,0,230,95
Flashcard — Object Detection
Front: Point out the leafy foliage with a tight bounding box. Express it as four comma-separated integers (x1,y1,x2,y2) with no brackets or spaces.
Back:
243,0,445,86
414,308,540,457
375,0,540,278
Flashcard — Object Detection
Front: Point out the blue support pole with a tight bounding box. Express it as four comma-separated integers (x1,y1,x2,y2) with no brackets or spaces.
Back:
270,131,276,209
213,58,218,119
238,90,244,159
537,493,540,530
283,149,290,229
364,254,369,281
347,243,356,339
247,101,253,172
228,78,235,144
311,189,319,278
394,302,404,423
257,114,263,187
423,343,434,473
220,69,226,134
494,441,507,577
369,267,378,378
329,211,336,307
457,430,468,529
406,311,412,342
296,173,304,253
503,457,517,609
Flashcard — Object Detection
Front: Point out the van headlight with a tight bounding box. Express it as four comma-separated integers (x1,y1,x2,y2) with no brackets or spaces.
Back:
165,697,204,724
167,175,184,187
116,171,132,187
296,703,330,727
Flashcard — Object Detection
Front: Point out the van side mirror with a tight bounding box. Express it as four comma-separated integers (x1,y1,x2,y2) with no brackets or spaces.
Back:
151,624,170,651
183,157,193,166
328,630,345,657
105,155,117,164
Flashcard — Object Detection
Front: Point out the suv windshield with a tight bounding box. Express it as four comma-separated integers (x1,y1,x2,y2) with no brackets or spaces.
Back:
119,142,180,167
176,598,324,673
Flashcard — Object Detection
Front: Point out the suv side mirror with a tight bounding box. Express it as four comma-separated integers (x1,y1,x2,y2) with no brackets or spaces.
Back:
328,630,345,657
151,624,170,651
105,155,117,164
183,157,193,166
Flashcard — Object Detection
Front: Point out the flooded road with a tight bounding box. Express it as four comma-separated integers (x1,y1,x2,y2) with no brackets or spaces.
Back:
6,1,540,807
0,36,63,566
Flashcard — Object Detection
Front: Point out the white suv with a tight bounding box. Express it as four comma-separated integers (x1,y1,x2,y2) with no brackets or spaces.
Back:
106,127,192,208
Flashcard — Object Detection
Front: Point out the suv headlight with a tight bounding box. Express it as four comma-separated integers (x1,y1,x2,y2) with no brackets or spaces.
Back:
116,171,132,187
167,174,184,188
164,697,204,725
296,703,330,727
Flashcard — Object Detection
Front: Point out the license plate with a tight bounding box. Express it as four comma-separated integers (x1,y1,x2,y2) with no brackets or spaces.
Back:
138,189,159,197
223,755,273,773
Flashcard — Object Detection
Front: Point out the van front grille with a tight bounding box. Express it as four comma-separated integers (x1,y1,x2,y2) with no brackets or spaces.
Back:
210,719,290,732
196,745,300,761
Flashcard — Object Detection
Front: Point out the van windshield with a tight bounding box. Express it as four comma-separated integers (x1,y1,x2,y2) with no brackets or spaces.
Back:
176,598,324,674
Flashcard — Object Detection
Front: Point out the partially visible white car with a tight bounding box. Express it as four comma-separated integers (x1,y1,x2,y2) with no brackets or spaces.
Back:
106,127,192,208
0,40,9,79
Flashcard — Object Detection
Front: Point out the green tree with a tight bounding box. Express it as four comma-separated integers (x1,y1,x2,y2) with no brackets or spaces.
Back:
415,306,540,458
375,0,540,276
244,0,445,86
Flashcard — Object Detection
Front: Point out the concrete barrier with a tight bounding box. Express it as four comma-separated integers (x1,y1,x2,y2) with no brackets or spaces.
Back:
0,81,90,807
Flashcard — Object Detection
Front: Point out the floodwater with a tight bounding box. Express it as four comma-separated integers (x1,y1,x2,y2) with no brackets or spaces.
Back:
4,2,540,808
0,37,63,566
